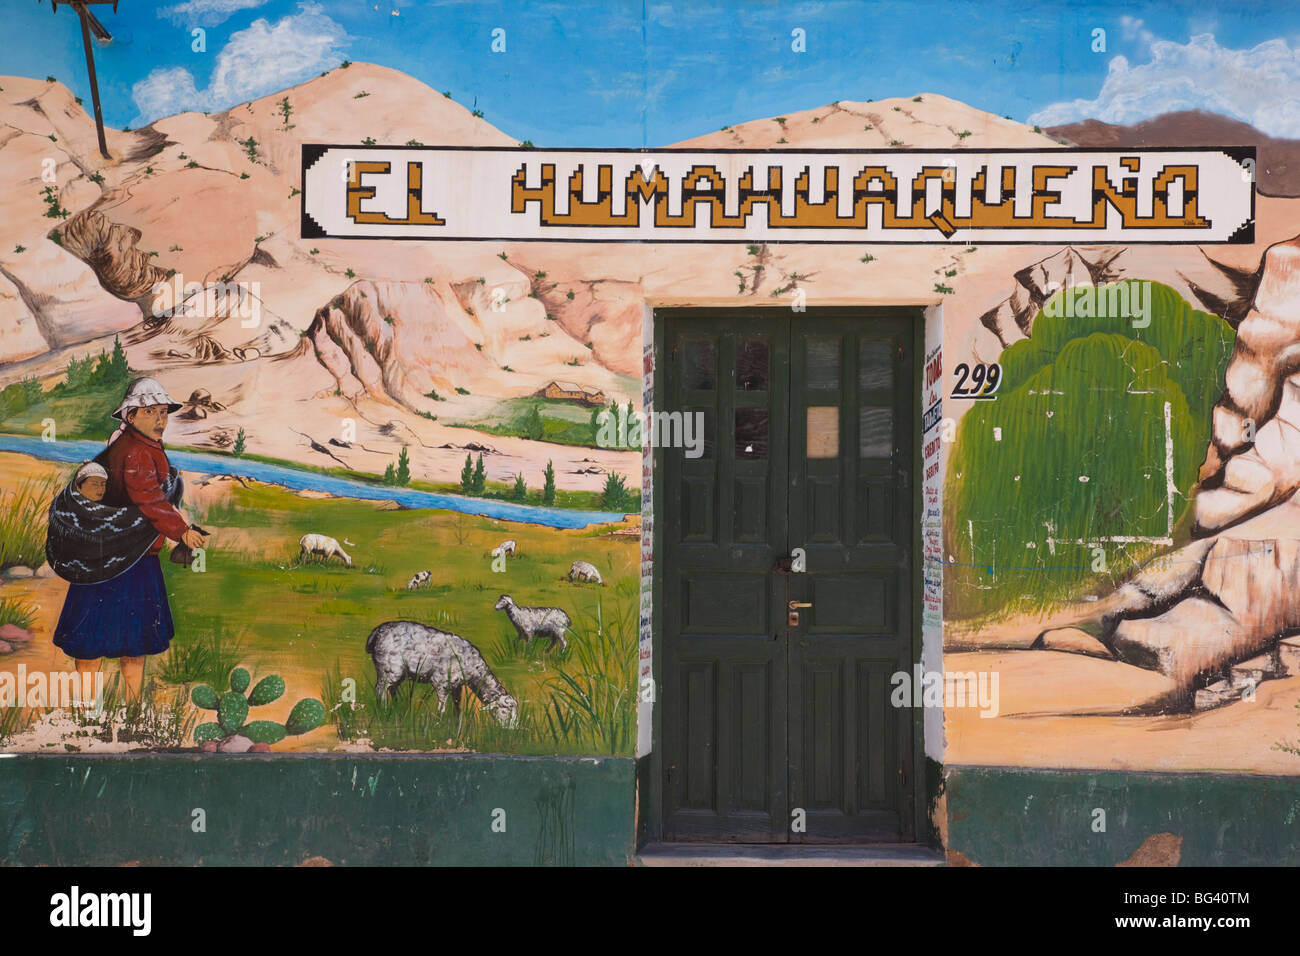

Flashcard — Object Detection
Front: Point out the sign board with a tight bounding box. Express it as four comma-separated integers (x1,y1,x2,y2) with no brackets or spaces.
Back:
302,146,1255,244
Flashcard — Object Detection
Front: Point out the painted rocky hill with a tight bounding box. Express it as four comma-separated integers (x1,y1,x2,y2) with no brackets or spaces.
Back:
1049,110,1300,197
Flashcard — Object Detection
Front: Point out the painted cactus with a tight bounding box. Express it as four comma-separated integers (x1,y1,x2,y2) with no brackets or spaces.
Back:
192,667,325,749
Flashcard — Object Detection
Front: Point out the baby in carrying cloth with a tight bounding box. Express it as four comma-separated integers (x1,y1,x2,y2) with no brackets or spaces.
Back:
73,461,107,502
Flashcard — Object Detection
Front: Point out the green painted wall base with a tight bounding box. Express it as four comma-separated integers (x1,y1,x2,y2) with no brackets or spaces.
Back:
946,766,1300,866
0,755,636,866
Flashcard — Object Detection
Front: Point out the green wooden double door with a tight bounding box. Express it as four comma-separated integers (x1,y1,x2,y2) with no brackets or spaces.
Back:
661,309,917,843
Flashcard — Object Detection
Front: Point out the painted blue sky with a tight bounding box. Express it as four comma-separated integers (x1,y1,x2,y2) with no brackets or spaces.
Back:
5,0,1299,145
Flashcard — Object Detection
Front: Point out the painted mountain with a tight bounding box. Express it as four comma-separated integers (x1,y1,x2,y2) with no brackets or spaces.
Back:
2,64,1298,495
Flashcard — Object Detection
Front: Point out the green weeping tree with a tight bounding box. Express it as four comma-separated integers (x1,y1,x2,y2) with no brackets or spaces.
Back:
945,280,1235,619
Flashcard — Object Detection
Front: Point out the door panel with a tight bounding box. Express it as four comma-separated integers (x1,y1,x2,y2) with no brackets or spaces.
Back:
661,310,915,844
663,317,790,842
787,316,915,843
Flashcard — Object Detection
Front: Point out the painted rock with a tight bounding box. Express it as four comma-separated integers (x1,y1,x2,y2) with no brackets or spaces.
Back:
3,565,33,578
200,740,219,753
0,640,12,654
250,743,272,753
0,624,32,643
34,563,56,578
216,734,253,754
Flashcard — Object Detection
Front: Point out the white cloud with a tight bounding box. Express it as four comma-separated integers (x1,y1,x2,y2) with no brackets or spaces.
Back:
1029,33,1300,137
1119,16,1154,46
158,0,270,28
132,2,347,125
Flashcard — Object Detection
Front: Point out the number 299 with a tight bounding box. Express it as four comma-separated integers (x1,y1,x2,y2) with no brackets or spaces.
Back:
951,362,1000,399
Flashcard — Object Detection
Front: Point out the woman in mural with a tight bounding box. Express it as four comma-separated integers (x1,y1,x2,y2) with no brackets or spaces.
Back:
47,378,209,702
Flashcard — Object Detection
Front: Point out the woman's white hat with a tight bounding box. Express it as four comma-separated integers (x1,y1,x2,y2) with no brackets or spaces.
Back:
74,461,108,484
111,377,183,420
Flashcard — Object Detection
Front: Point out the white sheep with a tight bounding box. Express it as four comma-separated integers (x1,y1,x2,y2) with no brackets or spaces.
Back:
299,533,353,567
491,539,517,558
494,595,571,652
366,620,518,727
568,560,602,585
407,570,432,590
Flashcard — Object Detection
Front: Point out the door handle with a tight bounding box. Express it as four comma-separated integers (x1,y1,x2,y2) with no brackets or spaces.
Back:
788,601,812,609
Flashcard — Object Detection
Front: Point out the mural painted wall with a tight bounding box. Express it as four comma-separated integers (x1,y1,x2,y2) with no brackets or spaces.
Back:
0,0,1298,790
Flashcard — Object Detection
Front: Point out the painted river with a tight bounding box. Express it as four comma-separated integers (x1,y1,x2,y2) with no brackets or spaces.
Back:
0,434,628,530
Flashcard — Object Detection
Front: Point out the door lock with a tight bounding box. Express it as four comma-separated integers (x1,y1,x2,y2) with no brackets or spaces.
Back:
787,602,811,627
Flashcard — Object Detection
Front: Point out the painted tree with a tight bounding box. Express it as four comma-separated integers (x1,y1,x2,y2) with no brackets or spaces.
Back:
602,472,631,511
472,453,486,495
512,473,527,500
525,402,544,440
460,453,474,494
109,335,128,381
946,280,1235,618
542,459,556,506
396,445,411,486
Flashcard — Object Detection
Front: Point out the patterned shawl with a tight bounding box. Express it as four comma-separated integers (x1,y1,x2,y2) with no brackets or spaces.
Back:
46,466,184,584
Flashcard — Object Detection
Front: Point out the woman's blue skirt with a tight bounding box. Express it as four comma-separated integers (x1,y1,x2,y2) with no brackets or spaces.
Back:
52,554,175,659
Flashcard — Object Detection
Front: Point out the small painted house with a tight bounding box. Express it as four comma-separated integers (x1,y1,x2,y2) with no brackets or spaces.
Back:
539,381,607,405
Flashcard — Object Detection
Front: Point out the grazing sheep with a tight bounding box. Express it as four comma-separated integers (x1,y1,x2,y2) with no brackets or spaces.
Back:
407,570,432,590
491,539,517,558
568,560,602,585
494,594,571,652
365,621,519,727
299,533,353,567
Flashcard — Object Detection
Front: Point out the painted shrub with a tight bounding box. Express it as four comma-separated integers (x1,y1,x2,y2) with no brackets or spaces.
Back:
946,281,1235,618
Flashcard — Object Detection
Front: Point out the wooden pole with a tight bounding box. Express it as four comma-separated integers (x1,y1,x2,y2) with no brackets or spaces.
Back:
75,2,111,159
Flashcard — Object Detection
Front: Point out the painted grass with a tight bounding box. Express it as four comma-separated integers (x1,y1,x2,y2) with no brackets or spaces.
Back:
0,475,57,570
72,672,196,750
156,622,247,688
0,704,34,746
160,479,639,754
0,597,36,630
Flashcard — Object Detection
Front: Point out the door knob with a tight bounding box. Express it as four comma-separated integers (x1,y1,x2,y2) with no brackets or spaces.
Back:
788,601,812,609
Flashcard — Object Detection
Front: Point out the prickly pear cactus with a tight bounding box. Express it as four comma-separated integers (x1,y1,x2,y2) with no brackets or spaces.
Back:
191,685,220,710
241,720,288,745
285,698,326,736
217,691,249,734
193,667,315,750
248,675,285,707
194,722,225,744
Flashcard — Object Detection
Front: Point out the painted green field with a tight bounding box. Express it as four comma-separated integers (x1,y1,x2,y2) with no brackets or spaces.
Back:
0,378,123,443
166,480,640,755
448,396,610,447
